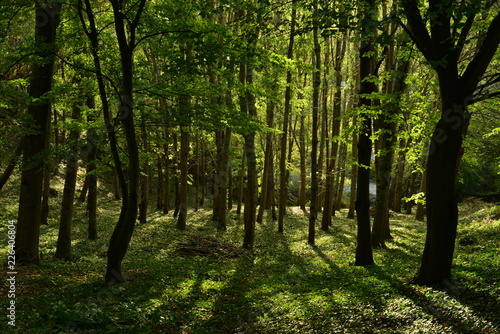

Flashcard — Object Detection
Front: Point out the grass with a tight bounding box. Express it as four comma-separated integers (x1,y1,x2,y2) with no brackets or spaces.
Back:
1,180,499,333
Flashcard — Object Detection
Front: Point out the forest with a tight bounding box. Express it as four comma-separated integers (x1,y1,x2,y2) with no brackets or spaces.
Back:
0,0,499,333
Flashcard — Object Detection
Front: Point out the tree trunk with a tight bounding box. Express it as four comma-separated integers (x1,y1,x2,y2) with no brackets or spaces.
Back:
156,156,163,210
176,126,189,230
402,0,500,285
372,53,410,248
16,1,61,264
0,139,23,192
241,62,258,250
416,167,427,221
104,0,146,283
391,138,407,212
354,0,377,266
139,120,149,224
278,4,296,233
322,35,346,229
257,99,275,223
54,101,82,261
347,131,358,219
86,96,98,240
308,5,321,245
212,127,231,230
236,149,245,216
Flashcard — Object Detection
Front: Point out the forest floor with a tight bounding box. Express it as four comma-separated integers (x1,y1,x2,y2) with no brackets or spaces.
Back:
1,181,500,333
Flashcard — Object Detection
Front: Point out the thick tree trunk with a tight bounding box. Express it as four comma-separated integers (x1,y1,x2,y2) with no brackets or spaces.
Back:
16,1,61,264
354,0,376,266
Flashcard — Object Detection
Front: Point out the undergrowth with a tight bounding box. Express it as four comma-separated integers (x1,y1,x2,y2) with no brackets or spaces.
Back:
0,184,499,333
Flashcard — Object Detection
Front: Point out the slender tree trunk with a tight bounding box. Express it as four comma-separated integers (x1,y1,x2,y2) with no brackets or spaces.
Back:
416,167,427,221
347,131,358,219
278,4,296,232
0,140,23,191
335,117,350,211
176,125,189,230
139,120,149,224
104,0,146,283
194,130,200,212
372,53,410,248
298,109,307,211
213,127,231,230
16,1,61,264
54,101,82,261
308,5,321,245
241,62,258,250
78,175,89,202
156,156,163,210
391,138,407,212
322,35,346,229
163,129,171,214
86,96,98,240
236,149,245,216
257,99,275,223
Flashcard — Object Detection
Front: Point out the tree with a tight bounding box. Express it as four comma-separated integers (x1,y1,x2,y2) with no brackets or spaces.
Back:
278,3,297,233
354,0,377,266
401,0,500,285
79,0,146,282
16,1,61,265
55,94,84,261
308,1,321,246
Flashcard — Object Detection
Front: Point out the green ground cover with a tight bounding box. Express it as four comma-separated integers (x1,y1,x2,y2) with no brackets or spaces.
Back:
1,187,499,333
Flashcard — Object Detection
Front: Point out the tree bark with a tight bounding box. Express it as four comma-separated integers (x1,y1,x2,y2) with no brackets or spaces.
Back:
241,62,258,250
372,50,410,248
54,101,82,261
278,4,296,233
354,0,377,266
86,96,98,240
139,120,149,224
176,125,189,230
257,99,275,223
308,4,321,245
403,0,500,285
16,1,61,264
213,127,231,230
104,0,146,283
0,139,23,192
322,35,346,229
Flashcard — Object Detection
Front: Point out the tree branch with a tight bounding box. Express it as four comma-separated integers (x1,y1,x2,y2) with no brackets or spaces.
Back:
400,0,434,61
461,12,500,94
